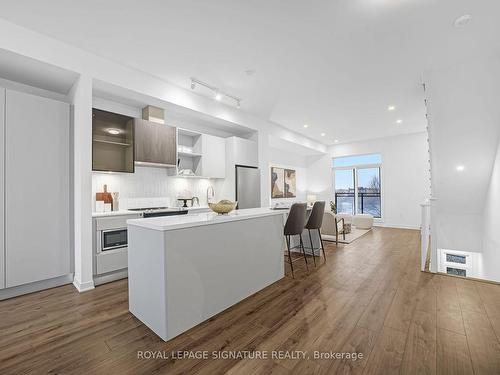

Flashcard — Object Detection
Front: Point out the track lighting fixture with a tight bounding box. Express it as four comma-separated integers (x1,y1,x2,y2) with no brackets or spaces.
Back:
190,77,242,108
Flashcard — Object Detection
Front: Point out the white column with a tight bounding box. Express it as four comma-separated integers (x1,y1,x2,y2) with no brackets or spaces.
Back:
257,129,271,207
69,75,94,292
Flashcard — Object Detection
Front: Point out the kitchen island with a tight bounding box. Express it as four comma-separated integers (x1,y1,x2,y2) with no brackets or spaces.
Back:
127,208,285,341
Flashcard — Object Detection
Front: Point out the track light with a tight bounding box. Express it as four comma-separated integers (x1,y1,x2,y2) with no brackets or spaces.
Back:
190,77,242,108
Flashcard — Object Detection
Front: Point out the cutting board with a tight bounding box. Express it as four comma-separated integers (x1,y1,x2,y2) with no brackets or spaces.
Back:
96,184,113,208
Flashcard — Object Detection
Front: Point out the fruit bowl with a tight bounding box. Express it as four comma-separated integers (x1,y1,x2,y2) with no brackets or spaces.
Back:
208,200,237,215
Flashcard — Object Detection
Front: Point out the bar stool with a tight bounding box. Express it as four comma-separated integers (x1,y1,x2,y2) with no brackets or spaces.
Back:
305,201,326,265
284,203,308,278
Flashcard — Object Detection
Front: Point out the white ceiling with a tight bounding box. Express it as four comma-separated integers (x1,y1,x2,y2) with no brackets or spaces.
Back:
1,0,500,144
0,48,77,94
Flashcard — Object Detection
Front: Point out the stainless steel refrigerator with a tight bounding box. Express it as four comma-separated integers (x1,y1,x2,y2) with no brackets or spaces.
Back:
235,165,261,209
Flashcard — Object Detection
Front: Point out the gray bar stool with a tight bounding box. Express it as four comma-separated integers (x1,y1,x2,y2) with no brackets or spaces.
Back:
284,203,308,278
305,201,326,265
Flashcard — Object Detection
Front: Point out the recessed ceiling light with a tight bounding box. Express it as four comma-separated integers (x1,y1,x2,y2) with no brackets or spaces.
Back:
456,165,465,172
245,69,256,76
334,139,339,143
303,124,309,128
215,91,222,101
388,105,396,111
454,14,472,28
396,119,403,124
321,133,326,137
107,128,121,135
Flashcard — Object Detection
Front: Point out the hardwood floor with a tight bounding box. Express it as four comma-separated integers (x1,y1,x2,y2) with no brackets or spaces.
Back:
1,227,500,374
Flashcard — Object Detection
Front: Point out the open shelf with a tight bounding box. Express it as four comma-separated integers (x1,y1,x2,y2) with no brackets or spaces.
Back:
92,108,134,173
178,151,202,158
93,138,132,147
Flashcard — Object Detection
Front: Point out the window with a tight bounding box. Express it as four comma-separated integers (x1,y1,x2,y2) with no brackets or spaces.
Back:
446,267,467,277
446,254,466,264
333,154,382,218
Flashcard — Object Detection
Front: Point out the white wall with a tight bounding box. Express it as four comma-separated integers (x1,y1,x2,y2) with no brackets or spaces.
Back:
306,132,431,229
92,168,223,209
268,148,308,205
481,138,500,282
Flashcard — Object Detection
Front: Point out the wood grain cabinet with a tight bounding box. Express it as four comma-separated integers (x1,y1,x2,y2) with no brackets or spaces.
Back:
134,119,177,167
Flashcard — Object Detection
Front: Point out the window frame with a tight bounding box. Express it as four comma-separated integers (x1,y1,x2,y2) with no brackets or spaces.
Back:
332,153,384,221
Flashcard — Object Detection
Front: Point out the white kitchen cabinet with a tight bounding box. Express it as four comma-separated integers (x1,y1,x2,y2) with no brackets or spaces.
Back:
200,134,226,178
0,88,4,289
227,137,258,167
5,89,70,288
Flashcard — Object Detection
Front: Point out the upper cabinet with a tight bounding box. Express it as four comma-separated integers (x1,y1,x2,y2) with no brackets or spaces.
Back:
92,109,134,173
134,119,177,167
200,134,226,178
227,136,258,167
175,129,226,178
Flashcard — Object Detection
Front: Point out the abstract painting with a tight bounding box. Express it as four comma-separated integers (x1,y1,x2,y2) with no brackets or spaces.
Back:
271,167,284,198
284,169,296,198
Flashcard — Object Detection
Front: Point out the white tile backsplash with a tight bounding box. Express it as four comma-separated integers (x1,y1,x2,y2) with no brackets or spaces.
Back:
92,167,224,210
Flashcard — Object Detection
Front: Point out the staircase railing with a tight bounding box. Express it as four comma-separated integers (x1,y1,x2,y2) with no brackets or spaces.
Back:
420,200,431,271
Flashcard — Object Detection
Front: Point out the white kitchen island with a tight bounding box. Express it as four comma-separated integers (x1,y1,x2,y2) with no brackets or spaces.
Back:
127,208,285,341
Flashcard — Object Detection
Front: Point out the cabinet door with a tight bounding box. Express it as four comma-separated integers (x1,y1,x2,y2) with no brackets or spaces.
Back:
201,134,226,178
0,88,4,289
134,119,176,166
5,90,70,288
232,137,258,167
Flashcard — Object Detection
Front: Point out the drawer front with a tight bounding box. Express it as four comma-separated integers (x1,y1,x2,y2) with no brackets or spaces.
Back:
96,250,128,275
96,214,140,230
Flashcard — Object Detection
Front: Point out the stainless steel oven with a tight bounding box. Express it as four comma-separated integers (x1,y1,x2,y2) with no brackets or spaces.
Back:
101,228,128,251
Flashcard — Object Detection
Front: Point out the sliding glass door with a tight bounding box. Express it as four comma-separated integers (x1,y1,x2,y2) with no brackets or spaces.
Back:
333,154,382,218
356,167,381,217
334,169,355,214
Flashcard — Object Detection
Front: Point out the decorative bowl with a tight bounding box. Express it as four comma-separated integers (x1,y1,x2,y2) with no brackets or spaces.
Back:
208,200,237,215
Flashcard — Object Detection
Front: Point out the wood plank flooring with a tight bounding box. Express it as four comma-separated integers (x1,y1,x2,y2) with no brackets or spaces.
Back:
1,227,500,374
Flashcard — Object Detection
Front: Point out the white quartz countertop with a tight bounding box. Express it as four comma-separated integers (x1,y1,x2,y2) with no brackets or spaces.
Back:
92,206,210,218
127,207,284,231
92,210,138,218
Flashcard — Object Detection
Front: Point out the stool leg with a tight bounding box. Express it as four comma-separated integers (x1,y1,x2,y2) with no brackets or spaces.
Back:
318,228,326,261
307,229,316,267
286,235,294,278
299,234,309,271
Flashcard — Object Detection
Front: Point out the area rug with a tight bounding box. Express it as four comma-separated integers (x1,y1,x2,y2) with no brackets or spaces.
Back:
321,227,372,244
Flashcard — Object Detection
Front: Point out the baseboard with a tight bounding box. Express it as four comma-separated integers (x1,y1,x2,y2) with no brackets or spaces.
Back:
437,272,500,285
93,269,128,286
73,277,95,293
0,274,74,301
374,223,420,230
